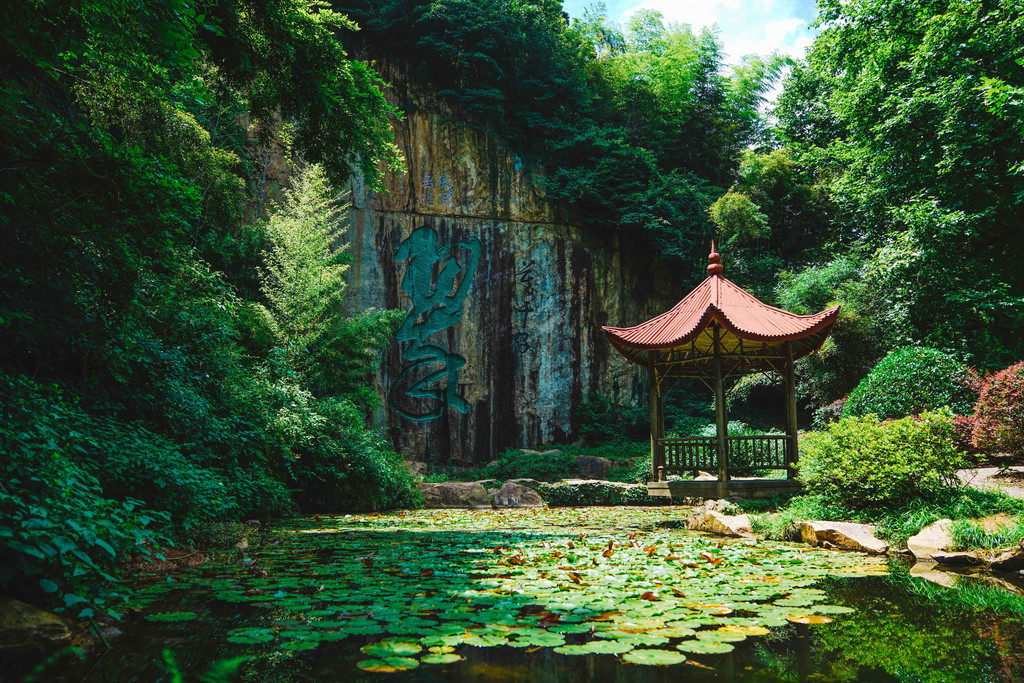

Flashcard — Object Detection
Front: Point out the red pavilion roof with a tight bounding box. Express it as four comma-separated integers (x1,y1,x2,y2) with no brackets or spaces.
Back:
602,245,840,351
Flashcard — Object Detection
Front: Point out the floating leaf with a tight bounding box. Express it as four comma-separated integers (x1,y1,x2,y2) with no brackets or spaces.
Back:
622,648,687,665
676,640,735,654
786,614,834,625
357,657,419,672
361,639,422,657
145,611,196,622
421,653,462,665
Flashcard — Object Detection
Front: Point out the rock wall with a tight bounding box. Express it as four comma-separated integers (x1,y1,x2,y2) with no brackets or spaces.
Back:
343,68,682,464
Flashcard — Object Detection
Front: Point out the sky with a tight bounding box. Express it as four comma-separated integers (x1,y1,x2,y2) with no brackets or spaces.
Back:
561,0,820,66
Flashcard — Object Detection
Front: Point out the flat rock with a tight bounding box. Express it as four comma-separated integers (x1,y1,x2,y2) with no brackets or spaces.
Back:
796,521,889,555
932,551,986,567
907,519,953,562
493,481,545,508
417,482,492,509
989,546,1024,572
522,449,562,457
0,596,74,653
577,455,612,480
689,510,753,538
508,478,542,490
561,479,631,487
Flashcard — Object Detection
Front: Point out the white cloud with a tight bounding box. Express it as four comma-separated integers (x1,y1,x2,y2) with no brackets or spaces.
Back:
619,0,816,65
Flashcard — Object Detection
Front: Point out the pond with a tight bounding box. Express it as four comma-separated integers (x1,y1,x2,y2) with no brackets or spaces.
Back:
35,507,1024,682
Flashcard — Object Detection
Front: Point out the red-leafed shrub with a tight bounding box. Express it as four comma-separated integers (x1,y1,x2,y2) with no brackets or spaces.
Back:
953,414,981,455
972,362,1024,456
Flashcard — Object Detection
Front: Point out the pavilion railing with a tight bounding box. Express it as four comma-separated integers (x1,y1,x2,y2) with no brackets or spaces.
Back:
657,435,792,480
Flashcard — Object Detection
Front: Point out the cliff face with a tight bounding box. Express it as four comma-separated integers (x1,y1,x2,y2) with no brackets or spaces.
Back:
343,68,681,464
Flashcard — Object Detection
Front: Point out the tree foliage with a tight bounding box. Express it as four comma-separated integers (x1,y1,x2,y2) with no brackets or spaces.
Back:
334,0,787,276
0,0,413,619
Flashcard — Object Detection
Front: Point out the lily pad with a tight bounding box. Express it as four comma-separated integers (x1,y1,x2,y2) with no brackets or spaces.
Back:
676,639,736,654
361,639,422,657
145,611,197,622
357,657,419,672
622,648,687,665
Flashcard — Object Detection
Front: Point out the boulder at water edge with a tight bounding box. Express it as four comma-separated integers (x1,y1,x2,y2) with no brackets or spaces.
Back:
493,481,545,508
989,544,1024,572
417,482,492,509
0,596,73,653
796,521,889,555
689,509,753,538
907,518,954,562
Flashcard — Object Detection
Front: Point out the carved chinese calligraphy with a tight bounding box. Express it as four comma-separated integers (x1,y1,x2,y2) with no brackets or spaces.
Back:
389,226,480,422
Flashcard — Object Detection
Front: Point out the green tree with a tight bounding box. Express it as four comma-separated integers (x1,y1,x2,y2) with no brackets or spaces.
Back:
258,163,402,400
773,0,1024,368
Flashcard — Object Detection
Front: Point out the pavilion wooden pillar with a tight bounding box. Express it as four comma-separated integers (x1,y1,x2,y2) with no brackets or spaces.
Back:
648,360,665,481
784,341,799,478
713,326,728,482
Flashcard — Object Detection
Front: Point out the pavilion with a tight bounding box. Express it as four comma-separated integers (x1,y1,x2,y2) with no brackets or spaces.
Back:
602,244,839,499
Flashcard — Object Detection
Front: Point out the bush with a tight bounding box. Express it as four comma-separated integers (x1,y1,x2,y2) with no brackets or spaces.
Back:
799,410,967,509
972,361,1024,456
535,481,662,507
843,347,978,420
481,449,578,482
287,397,420,512
813,396,848,429
0,375,167,619
574,394,648,445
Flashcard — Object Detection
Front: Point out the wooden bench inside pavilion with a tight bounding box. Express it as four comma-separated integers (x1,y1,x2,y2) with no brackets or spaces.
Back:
602,245,840,500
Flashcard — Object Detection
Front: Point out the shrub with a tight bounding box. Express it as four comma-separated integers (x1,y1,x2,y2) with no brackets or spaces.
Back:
843,347,978,420
287,397,420,512
0,375,167,619
481,448,578,482
574,394,648,445
813,396,848,429
536,481,662,507
953,414,982,455
972,361,1024,456
799,410,967,509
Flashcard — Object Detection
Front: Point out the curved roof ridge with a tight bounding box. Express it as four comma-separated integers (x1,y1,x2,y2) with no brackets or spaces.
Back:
602,274,840,351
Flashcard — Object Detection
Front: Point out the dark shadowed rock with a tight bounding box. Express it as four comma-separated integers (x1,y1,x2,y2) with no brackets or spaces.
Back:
932,551,986,567
494,481,545,508
0,596,74,653
417,482,492,509
577,455,612,480
795,521,888,555
989,546,1024,572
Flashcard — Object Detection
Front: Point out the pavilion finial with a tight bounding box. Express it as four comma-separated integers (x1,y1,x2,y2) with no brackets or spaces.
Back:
707,241,724,276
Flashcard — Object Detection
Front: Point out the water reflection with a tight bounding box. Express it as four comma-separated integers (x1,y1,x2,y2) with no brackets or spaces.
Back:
33,510,1024,683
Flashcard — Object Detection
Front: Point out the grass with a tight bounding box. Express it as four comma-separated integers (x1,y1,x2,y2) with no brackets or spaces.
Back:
742,487,1024,547
949,517,1024,552
890,564,1024,618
